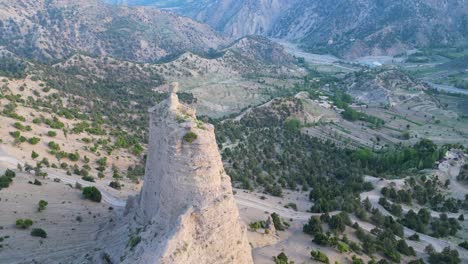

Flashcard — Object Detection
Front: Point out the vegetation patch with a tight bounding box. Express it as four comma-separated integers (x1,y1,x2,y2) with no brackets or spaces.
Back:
31,228,47,238
82,186,102,202
183,131,198,143
16,219,33,229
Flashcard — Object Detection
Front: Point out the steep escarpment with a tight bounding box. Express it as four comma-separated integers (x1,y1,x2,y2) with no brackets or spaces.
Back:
87,83,253,264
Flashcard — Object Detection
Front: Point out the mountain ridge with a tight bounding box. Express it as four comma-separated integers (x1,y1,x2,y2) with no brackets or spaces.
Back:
109,0,468,58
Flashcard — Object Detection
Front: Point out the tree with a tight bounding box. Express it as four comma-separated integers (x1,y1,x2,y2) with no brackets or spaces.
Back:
82,186,102,202
313,232,330,246
328,214,346,233
303,216,322,235
38,200,48,212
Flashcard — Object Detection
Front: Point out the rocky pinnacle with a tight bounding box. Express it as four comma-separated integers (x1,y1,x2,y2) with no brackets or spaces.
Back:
124,82,253,263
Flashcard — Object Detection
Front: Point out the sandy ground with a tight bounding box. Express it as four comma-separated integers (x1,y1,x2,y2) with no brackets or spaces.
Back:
2,148,468,263
0,171,118,264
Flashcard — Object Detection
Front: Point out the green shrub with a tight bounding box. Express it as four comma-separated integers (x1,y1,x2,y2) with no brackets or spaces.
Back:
183,131,198,143
249,221,266,230
271,213,285,231
9,131,20,139
273,252,292,264
47,131,57,137
82,186,102,202
109,181,121,190
48,141,60,151
311,250,329,263
38,200,48,212
28,137,40,145
13,122,25,131
16,219,33,229
31,228,47,238
81,176,95,182
31,151,39,159
68,152,80,161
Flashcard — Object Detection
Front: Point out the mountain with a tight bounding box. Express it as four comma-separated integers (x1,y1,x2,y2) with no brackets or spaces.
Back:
0,0,226,63
111,0,468,58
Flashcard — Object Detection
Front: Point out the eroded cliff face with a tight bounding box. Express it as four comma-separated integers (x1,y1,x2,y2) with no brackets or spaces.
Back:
91,83,253,264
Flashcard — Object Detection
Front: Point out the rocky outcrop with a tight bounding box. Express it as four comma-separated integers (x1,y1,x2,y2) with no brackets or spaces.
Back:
93,83,253,264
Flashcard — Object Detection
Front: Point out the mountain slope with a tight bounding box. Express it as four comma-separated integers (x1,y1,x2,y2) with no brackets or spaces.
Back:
0,0,226,63
116,0,468,58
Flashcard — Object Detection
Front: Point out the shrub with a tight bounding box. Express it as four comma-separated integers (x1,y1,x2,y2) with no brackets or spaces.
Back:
48,141,60,151
16,219,33,229
271,213,285,231
31,151,39,159
81,176,95,182
47,131,57,137
285,203,298,211
27,137,40,145
33,179,42,186
4,169,15,178
38,200,48,212
249,221,266,230
13,122,25,131
31,228,47,238
183,131,198,143
82,186,102,202
311,250,329,263
273,252,291,264
337,241,349,253
109,181,121,190
10,131,20,139
68,152,80,161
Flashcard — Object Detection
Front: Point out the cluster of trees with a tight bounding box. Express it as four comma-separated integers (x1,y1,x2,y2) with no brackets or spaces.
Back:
353,139,447,176
355,226,414,262
329,91,385,128
426,246,461,264
401,209,461,238
0,56,26,78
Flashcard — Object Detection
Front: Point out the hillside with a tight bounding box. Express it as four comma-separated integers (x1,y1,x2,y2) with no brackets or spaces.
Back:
117,0,468,58
0,0,226,63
